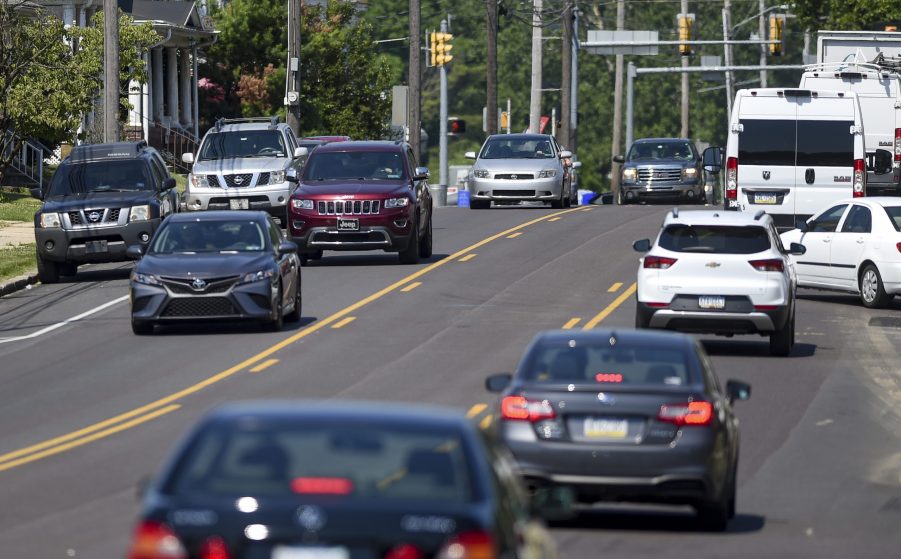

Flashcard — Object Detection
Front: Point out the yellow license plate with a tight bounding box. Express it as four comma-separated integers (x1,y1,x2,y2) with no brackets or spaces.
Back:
754,193,777,204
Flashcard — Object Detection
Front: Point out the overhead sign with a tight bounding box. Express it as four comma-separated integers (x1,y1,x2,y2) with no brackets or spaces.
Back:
585,30,659,56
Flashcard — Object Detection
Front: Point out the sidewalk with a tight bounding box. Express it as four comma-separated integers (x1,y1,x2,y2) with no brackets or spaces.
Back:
0,220,35,248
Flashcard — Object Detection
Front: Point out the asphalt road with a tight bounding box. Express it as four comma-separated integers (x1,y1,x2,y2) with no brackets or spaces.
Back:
0,203,899,558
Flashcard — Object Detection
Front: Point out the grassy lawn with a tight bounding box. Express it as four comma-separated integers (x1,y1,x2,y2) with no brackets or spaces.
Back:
0,244,36,283
0,188,40,222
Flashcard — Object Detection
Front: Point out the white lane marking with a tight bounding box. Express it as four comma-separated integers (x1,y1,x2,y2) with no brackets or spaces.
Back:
0,295,129,344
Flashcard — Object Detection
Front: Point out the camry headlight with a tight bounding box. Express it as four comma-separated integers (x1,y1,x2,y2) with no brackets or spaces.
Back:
189,174,209,188
538,169,557,178
683,167,698,179
384,197,410,208
291,199,314,210
131,271,161,286
270,170,286,184
240,269,276,284
129,205,151,222
473,169,489,178
40,213,61,228
622,168,637,181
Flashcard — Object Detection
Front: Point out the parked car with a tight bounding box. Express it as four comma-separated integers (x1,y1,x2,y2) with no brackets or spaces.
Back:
127,401,559,559
633,208,806,356
613,138,705,204
780,197,901,308
485,328,751,531
181,117,306,224
127,211,301,335
287,141,433,264
31,141,179,284
465,133,573,209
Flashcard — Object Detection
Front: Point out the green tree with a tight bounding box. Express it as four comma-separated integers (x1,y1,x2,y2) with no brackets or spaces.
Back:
791,0,901,32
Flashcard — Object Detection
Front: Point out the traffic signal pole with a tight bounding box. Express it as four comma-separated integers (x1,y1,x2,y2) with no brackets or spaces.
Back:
680,0,689,139
103,0,119,142
438,18,449,207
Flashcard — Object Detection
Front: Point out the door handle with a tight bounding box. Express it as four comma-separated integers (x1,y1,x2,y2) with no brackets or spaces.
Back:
856,239,865,244
822,238,831,243
805,168,815,184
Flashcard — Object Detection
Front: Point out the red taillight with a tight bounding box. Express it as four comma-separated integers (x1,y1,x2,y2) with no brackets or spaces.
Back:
643,255,678,269
500,396,556,422
658,401,714,426
895,128,901,162
437,531,497,559
645,302,670,308
753,305,778,311
853,158,866,197
748,258,784,272
726,156,738,200
291,477,354,495
896,242,901,253
595,373,624,383
199,537,231,559
385,544,423,559
127,521,188,559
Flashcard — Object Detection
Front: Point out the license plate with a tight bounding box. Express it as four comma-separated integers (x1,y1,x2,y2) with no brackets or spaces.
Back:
229,198,249,210
337,218,359,231
85,240,108,254
271,546,350,559
754,193,777,204
698,296,726,309
584,418,628,439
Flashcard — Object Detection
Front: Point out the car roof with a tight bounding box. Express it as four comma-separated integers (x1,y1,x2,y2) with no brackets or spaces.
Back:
67,141,153,163
533,328,696,351
487,133,553,141
662,209,774,227
632,138,693,144
312,140,407,153
213,122,289,133
824,197,901,208
166,210,270,223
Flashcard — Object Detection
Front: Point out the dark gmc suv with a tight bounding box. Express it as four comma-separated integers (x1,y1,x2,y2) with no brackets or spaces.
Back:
287,141,433,264
32,141,180,283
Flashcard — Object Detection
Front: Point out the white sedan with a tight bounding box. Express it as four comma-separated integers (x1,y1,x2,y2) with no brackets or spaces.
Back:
780,197,901,308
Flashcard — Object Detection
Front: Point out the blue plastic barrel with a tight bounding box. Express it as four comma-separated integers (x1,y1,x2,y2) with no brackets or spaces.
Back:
580,192,594,206
457,190,471,207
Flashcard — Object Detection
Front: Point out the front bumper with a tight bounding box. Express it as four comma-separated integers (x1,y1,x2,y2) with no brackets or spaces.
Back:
470,176,563,201
621,181,702,201
184,182,291,217
130,277,277,323
289,210,414,253
34,218,160,264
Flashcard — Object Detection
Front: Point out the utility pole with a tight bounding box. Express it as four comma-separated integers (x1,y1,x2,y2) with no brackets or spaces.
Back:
723,0,734,118
286,0,302,133
408,0,421,159
103,0,119,143
758,0,768,87
680,0,689,139
611,0,625,202
560,1,573,148
571,8,578,152
438,18,449,206
529,0,542,133
486,0,498,135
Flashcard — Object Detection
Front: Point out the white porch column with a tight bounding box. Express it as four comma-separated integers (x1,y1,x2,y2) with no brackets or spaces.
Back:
179,49,192,127
152,47,164,123
141,52,151,142
166,47,179,126
128,78,142,127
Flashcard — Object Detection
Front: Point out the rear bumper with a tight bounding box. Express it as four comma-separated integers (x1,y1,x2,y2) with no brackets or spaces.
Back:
637,300,789,334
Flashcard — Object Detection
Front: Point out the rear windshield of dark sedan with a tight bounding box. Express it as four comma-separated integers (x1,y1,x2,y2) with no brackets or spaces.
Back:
659,225,771,254
164,423,475,503
151,220,267,253
303,151,406,180
522,339,693,386
47,161,154,196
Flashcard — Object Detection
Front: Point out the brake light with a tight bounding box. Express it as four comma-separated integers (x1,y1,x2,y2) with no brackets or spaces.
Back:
753,305,778,311
291,477,354,495
895,128,901,162
643,255,678,269
199,537,231,559
853,158,866,197
595,373,624,383
437,531,497,559
500,396,556,422
645,302,670,308
896,242,901,253
658,401,714,426
385,544,423,559
127,521,188,559
748,258,784,272
726,156,738,200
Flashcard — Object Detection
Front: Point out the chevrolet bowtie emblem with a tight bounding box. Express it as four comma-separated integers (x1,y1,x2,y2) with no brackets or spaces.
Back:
706,262,721,268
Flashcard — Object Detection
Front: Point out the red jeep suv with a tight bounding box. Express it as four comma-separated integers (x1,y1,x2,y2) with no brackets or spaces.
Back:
287,141,433,264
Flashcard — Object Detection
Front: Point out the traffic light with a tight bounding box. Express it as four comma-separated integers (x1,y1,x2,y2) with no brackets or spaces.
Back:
434,32,454,66
448,118,466,135
677,13,694,56
769,14,785,56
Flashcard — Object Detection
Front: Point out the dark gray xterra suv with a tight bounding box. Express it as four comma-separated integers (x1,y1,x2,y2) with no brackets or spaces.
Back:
32,141,180,283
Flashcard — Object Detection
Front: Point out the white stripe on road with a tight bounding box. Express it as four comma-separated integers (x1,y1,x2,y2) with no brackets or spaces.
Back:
0,295,129,344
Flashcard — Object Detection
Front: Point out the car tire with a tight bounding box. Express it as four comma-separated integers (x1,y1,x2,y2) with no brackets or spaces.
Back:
696,493,729,532
36,255,60,284
769,309,794,357
59,263,78,277
399,219,421,264
551,189,565,209
264,284,284,331
860,264,892,308
310,250,323,261
470,199,490,210
727,463,738,519
284,281,302,323
635,307,650,329
418,213,433,258
131,319,154,335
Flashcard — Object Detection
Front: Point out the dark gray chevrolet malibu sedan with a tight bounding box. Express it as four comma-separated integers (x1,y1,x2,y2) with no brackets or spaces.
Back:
485,328,750,531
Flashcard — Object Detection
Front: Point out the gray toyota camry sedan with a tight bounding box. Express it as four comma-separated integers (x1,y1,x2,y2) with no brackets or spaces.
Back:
485,328,750,531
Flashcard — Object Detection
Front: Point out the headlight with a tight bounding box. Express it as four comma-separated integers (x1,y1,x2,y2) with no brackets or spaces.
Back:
189,174,209,188
384,197,410,208
538,169,557,178
291,199,314,210
473,169,489,178
240,269,276,284
683,167,698,179
622,168,637,181
39,213,61,228
270,170,286,183
131,271,161,286
129,205,151,222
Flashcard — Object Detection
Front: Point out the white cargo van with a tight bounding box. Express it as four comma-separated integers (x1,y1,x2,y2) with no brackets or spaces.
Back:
724,88,867,229
799,61,900,195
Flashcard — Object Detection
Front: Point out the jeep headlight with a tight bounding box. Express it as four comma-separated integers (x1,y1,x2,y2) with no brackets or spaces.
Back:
538,169,557,178
129,205,151,222
622,168,637,181
291,199,314,210
131,271,161,286
384,197,410,209
40,212,61,228
473,169,489,178
240,269,276,284
270,170,286,184
683,167,698,180
189,173,209,188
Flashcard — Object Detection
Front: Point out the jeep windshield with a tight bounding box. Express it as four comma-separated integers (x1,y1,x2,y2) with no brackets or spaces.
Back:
628,141,696,162
303,151,406,181
150,220,268,254
479,138,555,159
198,131,287,160
47,161,154,196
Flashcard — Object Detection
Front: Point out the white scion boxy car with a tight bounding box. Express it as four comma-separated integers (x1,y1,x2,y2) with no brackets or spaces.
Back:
780,197,901,308
634,209,806,356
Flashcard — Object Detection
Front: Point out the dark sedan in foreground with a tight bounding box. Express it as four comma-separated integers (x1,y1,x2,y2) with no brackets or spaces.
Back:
127,401,558,559
485,329,750,531
128,211,301,335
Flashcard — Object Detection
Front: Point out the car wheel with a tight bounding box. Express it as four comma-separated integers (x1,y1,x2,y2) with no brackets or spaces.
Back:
727,464,738,519
769,309,794,357
860,264,892,308
418,213,433,258
696,493,729,532
635,307,649,329
284,280,302,323
264,284,284,331
550,189,565,209
310,250,323,261
59,263,78,277
399,219,421,264
470,199,490,210
131,318,154,335
36,254,60,284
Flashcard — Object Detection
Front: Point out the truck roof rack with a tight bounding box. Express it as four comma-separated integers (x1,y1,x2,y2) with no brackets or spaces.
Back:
214,116,281,132
69,140,148,162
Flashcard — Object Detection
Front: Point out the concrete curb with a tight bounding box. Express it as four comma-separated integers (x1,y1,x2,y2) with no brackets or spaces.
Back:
0,269,39,297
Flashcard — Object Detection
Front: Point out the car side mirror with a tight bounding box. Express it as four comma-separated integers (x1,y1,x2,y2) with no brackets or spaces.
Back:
795,219,809,233
702,146,723,174
485,373,512,393
726,380,751,404
464,151,477,160
559,150,573,159
874,148,893,175
414,166,430,180
294,146,309,159
572,161,582,169
181,152,195,164
162,177,176,191
29,187,44,200
632,238,651,252
612,155,625,164
126,244,145,259
286,168,299,183
788,242,806,256
278,240,298,255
